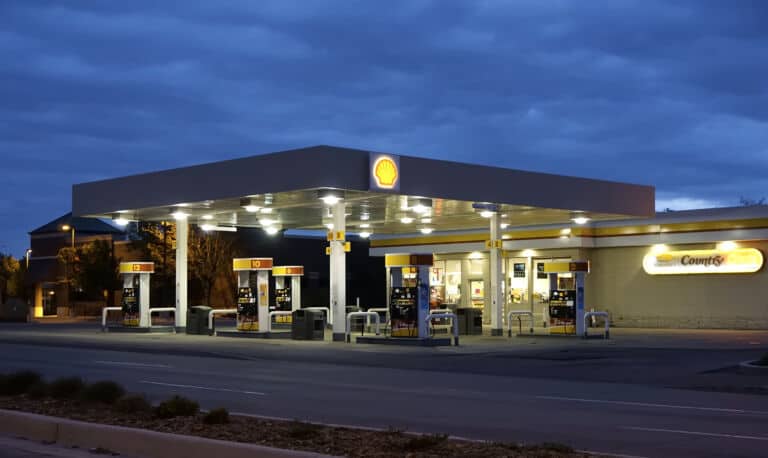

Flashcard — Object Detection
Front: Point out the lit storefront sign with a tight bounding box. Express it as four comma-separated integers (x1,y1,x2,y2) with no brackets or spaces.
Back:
369,153,400,192
642,248,764,275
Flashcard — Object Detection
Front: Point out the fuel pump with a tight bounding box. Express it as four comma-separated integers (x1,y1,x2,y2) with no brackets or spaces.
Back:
233,257,273,332
272,266,304,326
118,262,154,327
385,254,432,338
543,261,589,335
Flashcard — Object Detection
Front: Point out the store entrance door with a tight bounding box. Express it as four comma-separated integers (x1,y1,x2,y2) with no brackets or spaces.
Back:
42,287,57,316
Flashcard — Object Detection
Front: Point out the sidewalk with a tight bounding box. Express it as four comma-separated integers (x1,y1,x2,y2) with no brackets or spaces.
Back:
0,434,137,458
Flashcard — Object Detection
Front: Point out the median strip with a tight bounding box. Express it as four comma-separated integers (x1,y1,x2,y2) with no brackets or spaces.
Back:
1,369,588,457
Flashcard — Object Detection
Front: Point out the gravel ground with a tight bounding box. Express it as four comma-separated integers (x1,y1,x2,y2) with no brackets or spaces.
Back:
0,396,591,458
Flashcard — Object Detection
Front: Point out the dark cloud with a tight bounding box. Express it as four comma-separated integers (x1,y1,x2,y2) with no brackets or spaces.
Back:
1,0,767,254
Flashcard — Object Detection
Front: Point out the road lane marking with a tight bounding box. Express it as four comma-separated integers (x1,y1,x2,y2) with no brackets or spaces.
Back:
140,380,265,396
94,361,171,368
623,426,768,441
536,395,768,415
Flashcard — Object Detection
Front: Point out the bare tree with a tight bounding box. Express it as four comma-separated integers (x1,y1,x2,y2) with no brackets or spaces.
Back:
189,229,236,307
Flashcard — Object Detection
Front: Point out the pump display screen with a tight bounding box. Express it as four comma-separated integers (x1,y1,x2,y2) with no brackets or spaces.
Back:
237,287,257,315
122,288,138,314
548,289,576,334
390,287,418,337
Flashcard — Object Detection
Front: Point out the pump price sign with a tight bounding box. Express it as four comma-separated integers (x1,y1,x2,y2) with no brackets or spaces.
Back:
233,257,274,271
119,262,154,274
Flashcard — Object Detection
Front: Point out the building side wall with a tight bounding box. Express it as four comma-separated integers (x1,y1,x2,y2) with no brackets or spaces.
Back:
585,241,768,329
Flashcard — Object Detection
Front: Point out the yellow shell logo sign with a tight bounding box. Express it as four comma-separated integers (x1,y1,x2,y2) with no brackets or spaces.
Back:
655,254,673,263
373,156,398,189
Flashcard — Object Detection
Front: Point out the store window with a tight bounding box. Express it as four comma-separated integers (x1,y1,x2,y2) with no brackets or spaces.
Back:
444,260,461,305
507,258,528,305
429,261,445,307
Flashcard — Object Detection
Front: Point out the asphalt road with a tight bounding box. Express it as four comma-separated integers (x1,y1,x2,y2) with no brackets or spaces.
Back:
1,331,767,458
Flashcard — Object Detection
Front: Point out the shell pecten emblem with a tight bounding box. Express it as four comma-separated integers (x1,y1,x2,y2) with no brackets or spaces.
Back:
373,156,398,189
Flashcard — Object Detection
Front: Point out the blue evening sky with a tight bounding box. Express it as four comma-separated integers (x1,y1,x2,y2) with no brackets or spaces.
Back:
1,1,767,256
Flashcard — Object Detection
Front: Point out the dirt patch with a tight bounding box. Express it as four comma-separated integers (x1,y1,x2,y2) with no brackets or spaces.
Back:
0,396,591,457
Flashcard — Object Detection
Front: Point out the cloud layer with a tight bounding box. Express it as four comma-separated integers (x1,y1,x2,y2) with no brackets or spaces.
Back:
2,0,767,254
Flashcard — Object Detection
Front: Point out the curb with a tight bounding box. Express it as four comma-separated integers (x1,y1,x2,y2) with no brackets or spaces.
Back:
738,360,768,375
0,409,333,458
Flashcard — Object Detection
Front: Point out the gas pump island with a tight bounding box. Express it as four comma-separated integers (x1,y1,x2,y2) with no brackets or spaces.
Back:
272,266,304,325
356,253,451,345
542,261,590,335
233,257,272,332
119,262,154,328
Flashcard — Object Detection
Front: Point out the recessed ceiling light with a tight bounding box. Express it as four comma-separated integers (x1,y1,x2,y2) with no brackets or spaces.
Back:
401,217,414,224
480,210,494,218
259,218,277,226
718,241,737,251
325,223,334,230
359,231,371,239
260,207,273,214
201,224,214,231
560,228,572,235
171,211,189,220
571,216,590,225
359,223,370,228
651,244,668,254
420,227,434,234
421,218,432,224
500,223,509,229
201,214,214,220
264,226,279,235
321,195,340,205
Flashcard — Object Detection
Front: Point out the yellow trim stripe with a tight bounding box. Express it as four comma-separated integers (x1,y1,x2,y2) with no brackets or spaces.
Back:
370,219,768,248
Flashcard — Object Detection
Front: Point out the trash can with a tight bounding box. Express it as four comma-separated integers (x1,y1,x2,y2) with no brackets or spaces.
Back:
186,305,212,335
457,308,483,335
292,310,325,340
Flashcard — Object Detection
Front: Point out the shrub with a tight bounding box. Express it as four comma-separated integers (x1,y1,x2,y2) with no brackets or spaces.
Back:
203,408,230,425
81,381,125,404
26,381,49,399
402,433,448,451
114,395,152,414
155,395,199,419
49,377,86,399
0,371,43,396
534,442,574,453
756,353,768,366
287,420,320,440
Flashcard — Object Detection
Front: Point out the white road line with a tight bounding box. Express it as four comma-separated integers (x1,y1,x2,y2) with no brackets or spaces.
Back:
139,380,266,396
536,395,768,415
623,426,768,441
94,360,171,368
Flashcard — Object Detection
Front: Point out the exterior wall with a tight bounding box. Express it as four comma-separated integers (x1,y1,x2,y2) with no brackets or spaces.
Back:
585,241,768,329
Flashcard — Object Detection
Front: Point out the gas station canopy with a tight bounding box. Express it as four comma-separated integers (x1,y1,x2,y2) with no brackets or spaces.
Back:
72,145,654,232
